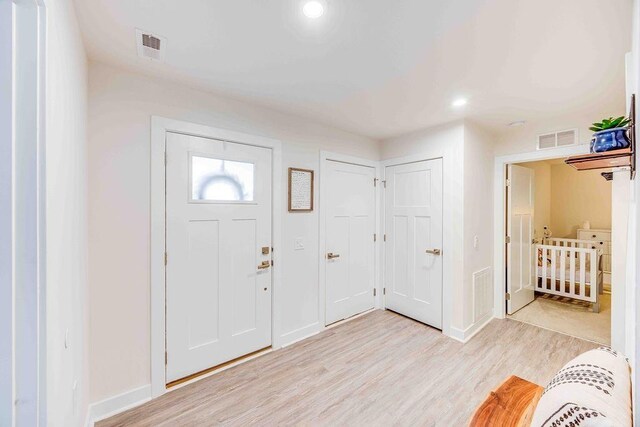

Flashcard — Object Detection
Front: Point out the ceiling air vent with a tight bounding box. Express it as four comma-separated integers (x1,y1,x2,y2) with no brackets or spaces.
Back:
536,129,578,150
136,29,166,62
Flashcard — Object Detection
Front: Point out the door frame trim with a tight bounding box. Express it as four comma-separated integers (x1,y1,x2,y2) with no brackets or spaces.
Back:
319,151,382,327
492,144,588,320
381,154,449,335
1,1,48,424
150,117,283,398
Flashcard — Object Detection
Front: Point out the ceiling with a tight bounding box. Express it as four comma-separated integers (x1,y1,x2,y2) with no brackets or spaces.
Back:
74,0,633,139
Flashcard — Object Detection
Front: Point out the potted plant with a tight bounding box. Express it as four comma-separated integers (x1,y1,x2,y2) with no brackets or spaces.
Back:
589,116,631,153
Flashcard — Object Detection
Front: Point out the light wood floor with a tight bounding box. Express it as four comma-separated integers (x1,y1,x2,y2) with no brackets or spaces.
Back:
98,310,597,426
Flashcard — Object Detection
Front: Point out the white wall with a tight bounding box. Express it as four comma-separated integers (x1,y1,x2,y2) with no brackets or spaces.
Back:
46,0,90,426
462,123,495,329
0,3,11,423
87,62,380,403
611,172,630,351
494,112,627,158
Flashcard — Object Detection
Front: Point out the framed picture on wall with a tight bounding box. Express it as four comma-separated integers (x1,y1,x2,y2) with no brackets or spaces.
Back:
288,167,314,212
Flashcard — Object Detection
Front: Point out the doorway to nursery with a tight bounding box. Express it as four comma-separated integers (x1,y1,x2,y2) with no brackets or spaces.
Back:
504,157,615,345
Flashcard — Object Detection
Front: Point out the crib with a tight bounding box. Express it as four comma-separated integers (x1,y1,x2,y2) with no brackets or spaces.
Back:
535,238,604,312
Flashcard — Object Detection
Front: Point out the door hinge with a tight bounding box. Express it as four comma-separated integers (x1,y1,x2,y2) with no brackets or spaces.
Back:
165,351,168,365
383,234,387,242
382,180,387,188
505,179,511,187
506,236,511,244
374,178,379,187
374,233,377,242
505,292,511,301
271,260,274,267
383,287,386,295
373,288,377,297
164,252,168,265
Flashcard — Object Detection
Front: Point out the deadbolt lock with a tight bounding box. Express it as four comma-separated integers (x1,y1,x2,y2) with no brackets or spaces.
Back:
262,246,270,255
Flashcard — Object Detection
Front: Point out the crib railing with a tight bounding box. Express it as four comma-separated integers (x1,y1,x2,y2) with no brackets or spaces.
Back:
535,244,599,303
544,237,594,249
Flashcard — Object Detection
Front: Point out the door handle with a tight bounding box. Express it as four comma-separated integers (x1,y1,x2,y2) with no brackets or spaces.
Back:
425,249,441,255
257,261,271,270
327,253,340,259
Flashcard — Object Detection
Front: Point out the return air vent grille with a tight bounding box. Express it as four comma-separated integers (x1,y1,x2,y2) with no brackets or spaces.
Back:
136,29,166,62
142,34,161,50
537,129,578,150
472,267,493,323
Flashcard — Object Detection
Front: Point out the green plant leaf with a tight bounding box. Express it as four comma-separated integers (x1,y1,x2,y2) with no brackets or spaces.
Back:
609,117,624,128
589,126,601,132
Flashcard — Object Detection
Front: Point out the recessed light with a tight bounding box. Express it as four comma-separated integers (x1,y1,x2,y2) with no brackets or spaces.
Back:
452,98,468,107
303,1,324,18
508,120,527,127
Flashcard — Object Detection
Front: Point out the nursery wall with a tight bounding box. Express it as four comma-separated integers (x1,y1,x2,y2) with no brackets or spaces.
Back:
549,164,612,238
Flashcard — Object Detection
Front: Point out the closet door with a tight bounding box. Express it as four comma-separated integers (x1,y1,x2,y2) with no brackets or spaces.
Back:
384,159,443,328
324,160,376,325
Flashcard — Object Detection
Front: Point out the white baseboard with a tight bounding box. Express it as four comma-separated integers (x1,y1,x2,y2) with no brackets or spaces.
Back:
448,313,494,343
87,384,151,426
279,322,321,348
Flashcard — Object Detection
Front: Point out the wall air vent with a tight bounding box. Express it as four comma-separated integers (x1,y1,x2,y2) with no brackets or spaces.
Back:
136,29,166,62
536,129,578,150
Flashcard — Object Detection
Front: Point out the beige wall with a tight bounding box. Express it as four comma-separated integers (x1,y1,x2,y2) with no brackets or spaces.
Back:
87,62,380,403
550,164,612,238
46,0,89,425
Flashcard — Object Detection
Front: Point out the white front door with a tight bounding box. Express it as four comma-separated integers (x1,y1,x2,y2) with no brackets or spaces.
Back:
324,160,376,325
506,164,535,314
165,132,272,383
384,159,443,328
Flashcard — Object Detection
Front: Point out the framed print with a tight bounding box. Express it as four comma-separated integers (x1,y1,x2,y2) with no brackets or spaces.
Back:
288,167,314,212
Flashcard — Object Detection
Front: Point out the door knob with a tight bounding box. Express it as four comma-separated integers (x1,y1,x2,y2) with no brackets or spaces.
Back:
327,253,340,259
425,249,441,255
258,261,271,270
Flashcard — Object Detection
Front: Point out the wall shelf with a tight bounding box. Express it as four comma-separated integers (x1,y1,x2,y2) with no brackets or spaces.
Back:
564,94,636,180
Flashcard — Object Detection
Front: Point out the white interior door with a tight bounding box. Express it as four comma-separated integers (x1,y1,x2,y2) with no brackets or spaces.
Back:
506,164,535,314
324,160,376,325
166,132,272,383
384,159,443,328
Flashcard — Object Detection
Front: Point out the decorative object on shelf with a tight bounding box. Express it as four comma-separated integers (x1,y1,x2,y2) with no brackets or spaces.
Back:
288,167,314,212
582,220,590,230
589,116,631,153
565,94,636,180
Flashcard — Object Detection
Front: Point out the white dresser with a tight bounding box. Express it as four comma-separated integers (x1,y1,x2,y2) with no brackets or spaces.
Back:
577,228,611,285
